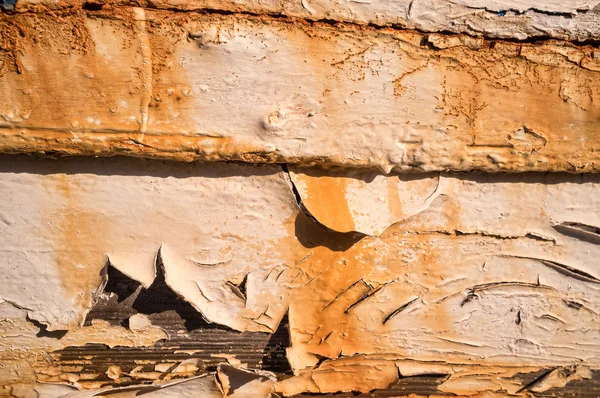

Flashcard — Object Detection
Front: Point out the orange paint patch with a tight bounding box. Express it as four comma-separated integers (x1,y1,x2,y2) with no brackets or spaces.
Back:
387,176,403,222
301,174,355,233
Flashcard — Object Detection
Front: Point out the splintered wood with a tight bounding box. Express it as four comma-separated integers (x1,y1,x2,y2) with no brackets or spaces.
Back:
1,0,600,396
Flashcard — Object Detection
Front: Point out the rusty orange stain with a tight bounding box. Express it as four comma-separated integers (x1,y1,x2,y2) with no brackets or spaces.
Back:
44,174,107,320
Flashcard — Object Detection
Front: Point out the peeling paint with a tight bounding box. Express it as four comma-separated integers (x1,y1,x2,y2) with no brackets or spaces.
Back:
2,10,600,172
2,1,600,396
1,158,598,395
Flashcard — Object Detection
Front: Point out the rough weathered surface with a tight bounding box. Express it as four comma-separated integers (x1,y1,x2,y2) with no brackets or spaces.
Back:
0,157,298,331
2,1,600,396
2,9,600,172
9,0,600,42
1,156,600,396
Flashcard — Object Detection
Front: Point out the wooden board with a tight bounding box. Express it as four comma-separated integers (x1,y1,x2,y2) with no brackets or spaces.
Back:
2,9,600,172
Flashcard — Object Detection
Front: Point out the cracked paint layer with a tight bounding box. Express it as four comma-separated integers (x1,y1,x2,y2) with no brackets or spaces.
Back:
0,156,299,331
1,157,600,396
9,0,600,42
288,167,441,235
0,301,167,391
2,9,600,172
2,1,600,396
284,173,600,374
60,374,223,397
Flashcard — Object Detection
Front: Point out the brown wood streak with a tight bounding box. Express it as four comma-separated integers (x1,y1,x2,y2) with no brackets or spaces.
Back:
40,262,293,389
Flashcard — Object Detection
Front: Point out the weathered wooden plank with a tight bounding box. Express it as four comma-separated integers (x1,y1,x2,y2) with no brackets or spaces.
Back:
1,156,600,396
3,0,600,395
0,156,298,331
278,170,600,395
2,10,600,172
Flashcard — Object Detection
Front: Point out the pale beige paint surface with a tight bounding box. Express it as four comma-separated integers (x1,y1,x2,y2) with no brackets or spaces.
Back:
0,158,298,331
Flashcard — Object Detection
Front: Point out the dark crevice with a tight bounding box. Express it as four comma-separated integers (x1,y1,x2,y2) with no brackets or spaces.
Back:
461,281,553,306
479,6,577,18
214,370,226,394
322,279,367,311
383,297,420,324
8,1,600,47
282,164,302,204
344,285,381,314
503,255,600,284
540,259,600,284
524,233,556,243
312,354,331,369
81,2,102,11
516,367,558,393
261,312,292,374
420,229,556,243
564,299,583,310
0,155,281,178
554,222,600,245
235,273,248,301
419,35,437,50
225,281,246,302
461,289,479,306
26,316,68,339
86,255,233,333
